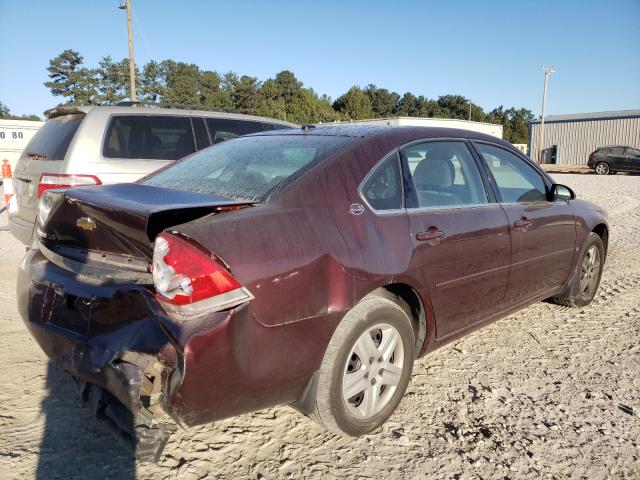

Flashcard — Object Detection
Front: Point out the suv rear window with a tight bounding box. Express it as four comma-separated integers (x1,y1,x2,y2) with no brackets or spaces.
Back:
103,115,195,160
206,118,272,144
141,134,355,201
23,114,84,160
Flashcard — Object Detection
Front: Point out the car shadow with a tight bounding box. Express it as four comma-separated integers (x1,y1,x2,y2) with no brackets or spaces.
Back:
36,361,136,480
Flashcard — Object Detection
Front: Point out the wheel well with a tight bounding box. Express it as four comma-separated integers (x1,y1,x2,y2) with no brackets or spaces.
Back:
592,223,609,256
369,284,427,357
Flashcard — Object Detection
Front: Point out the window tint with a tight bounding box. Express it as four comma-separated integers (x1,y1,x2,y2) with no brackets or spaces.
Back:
23,114,83,160
361,154,402,211
142,135,355,201
205,118,267,144
192,117,210,150
476,143,547,203
103,115,195,160
402,141,487,208
610,147,624,156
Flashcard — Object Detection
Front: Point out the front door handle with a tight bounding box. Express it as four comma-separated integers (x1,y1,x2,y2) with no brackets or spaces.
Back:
416,227,445,246
513,217,533,230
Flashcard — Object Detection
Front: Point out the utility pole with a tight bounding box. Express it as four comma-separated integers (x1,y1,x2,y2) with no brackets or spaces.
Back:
468,99,472,121
119,0,137,101
537,66,555,163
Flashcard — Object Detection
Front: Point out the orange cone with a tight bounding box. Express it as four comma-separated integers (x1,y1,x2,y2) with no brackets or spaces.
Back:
2,159,13,210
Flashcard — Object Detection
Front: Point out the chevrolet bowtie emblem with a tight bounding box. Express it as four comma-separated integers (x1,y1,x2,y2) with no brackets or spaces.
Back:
76,217,97,231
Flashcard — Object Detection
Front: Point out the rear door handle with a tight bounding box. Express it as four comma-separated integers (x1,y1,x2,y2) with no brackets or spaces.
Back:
416,227,445,245
513,217,533,230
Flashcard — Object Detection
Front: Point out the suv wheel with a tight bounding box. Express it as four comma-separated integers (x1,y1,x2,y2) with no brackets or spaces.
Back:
310,296,415,436
595,162,610,175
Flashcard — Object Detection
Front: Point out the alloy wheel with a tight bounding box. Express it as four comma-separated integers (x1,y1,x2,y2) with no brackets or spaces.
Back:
595,163,609,175
342,323,405,419
579,245,600,295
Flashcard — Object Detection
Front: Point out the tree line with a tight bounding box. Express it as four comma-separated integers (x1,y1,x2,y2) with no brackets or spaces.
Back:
2,49,535,143
0,101,41,121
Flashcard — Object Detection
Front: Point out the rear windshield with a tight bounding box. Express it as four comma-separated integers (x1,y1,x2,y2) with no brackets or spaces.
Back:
141,134,355,201
23,114,83,160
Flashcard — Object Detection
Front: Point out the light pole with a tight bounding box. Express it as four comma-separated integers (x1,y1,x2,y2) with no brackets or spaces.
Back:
537,66,555,163
119,1,137,102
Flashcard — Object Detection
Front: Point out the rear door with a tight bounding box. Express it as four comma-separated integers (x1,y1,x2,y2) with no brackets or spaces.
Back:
13,113,84,225
473,142,576,305
401,140,511,339
97,114,196,183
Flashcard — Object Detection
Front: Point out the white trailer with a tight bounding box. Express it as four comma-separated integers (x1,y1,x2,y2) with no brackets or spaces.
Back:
327,116,503,139
0,119,44,170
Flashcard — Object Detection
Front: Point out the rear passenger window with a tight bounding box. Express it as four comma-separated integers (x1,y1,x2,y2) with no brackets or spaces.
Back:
361,153,403,211
263,123,290,131
402,141,487,208
476,143,547,203
610,147,624,155
103,116,195,160
205,118,266,144
192,117,210,150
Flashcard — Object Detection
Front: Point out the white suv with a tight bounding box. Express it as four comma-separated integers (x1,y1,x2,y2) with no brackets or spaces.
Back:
9,104,295,244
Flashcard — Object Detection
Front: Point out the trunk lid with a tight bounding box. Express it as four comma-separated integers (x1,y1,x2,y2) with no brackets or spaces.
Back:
38,183,252,272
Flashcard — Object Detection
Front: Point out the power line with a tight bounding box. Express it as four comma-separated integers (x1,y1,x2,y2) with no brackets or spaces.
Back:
132,8,153,59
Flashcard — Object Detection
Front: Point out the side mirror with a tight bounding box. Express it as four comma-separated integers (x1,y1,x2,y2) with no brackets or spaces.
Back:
550,183,576,201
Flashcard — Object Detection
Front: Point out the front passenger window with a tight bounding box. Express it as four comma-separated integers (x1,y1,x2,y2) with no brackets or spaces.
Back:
476,143,547,203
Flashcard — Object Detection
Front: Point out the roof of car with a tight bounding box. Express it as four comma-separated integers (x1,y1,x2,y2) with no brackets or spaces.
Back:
43,104,298,127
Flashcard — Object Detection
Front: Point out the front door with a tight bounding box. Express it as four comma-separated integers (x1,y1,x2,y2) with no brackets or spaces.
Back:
473,142,576,304
401,140,511,339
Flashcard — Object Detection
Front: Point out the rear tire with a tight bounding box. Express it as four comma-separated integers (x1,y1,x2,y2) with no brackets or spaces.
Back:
595,162,610,175
310,296,415,436
552,232,604,307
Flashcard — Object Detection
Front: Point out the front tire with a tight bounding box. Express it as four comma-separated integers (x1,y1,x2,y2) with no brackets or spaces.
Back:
552,232,605,307
311,296,415,436
595,162,610,175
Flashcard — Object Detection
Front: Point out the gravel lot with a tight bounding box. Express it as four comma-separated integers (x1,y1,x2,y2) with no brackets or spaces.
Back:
0,174,638,479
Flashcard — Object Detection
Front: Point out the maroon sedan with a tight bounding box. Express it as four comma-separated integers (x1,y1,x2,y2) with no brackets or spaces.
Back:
18,126,608,459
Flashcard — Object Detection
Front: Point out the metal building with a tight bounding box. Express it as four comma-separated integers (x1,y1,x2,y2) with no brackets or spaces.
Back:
529,109,640,165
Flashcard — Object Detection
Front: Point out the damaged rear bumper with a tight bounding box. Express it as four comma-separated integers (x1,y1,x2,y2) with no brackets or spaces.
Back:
17,247,338,461
18,249,181,461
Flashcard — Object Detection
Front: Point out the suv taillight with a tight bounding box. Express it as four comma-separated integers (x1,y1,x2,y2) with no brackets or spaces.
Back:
152,232,253,317
38,173,102,198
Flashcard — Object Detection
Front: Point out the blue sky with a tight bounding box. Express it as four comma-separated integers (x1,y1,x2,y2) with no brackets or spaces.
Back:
1,0,639,117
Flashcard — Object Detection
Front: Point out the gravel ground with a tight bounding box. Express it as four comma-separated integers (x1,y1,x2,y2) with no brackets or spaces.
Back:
0,174,638,479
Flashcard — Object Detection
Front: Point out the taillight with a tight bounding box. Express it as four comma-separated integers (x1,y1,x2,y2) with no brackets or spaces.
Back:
152,232,253,317
37,173,102,198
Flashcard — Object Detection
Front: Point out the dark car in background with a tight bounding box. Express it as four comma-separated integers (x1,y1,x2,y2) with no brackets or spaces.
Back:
18,126,608,460
9,104,296,244
587,145,640,175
